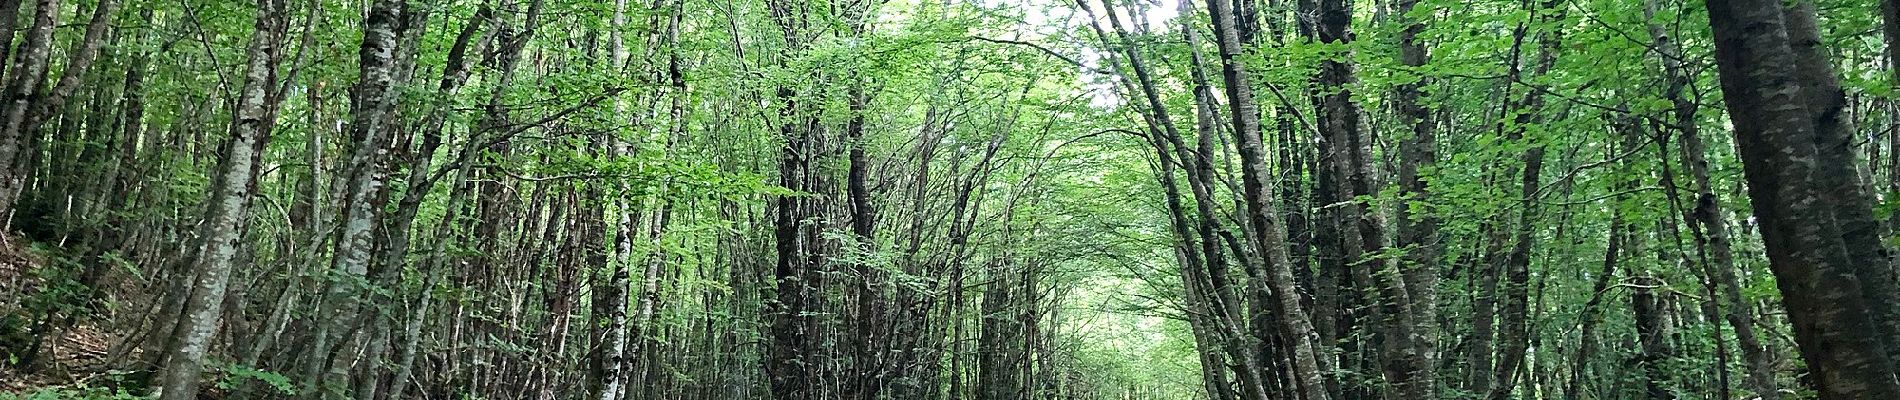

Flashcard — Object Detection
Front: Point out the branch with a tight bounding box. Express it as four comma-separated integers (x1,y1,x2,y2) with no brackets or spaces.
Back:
485,166,605,182
425,88,626,185
968,36,1102,74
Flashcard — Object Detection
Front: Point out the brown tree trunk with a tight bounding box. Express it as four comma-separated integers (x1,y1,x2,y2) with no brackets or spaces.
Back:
1488,3,1562,399
842,15,885,396
762,2,836,397
1631,248,1677,400
1565,189,1624,400
976,258,1028,400
1466,217,1503,394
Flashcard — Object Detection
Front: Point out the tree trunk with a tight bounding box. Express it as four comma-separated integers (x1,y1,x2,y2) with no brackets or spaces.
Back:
1646,0,1781,396
0,0,59,219
153,0,290,397
301,0,412,393
1201,0,1333,398
1703,0,1900,396
593,0,632,397
1078,0,1272,397
1565,190,1624,400
1781,0,1900,369
763,2,833,397
1488,3,1563,398
1391,0,1442,395
25,0,119,131
1306,0,1432,397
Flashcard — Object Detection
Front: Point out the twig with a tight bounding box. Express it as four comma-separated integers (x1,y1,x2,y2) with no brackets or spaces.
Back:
968,36,1103,74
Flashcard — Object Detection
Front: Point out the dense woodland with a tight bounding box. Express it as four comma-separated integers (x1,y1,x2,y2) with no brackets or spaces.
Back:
0,0,1896,398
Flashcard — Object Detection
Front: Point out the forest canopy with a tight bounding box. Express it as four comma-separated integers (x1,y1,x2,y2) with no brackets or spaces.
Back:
0,0,1898,399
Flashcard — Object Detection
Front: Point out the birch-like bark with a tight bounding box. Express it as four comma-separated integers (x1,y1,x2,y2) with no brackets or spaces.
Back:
301,0,410,393
153,0,289,397
24,0,120,130
593,0,633,397
0,0,59,219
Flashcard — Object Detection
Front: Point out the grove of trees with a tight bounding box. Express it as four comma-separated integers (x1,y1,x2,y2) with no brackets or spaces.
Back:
0,0,1897,398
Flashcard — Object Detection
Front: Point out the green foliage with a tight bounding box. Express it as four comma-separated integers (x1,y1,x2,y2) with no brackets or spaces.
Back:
0,383,147,400
4,0,1893,397
0,312,30,366
215,363,297,396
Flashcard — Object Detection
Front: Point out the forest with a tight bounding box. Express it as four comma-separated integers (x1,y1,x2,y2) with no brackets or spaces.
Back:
0,0,1896,397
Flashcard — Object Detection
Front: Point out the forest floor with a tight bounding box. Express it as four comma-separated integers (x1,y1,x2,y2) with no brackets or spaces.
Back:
1,236,118,394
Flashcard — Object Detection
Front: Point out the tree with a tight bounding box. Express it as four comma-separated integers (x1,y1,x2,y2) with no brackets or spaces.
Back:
1704,0,1900,397
2,0,1898,399
152,0,292,397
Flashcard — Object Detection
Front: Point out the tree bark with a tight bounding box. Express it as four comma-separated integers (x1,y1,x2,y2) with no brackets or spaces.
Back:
1201,0,1334,398
25,0,120,131
153,0,290,397
1488,3,1562,399
1645,0,1780,396
0,0,59,219
1565,188,1624,400
300,0,412,393
1390,0,1442,395
1306,0,1432,397
1781,0,1900,369
593,0,632,397
763,2,835,398
1704,0,1900,396
1077,1,1272,398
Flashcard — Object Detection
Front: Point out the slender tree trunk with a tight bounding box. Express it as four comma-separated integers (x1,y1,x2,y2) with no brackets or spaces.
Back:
1305,0,1432,397
0,0,59,219
0,0,25,95
842,13,884,397
301,0,411,393
1466,217,1503,393
24,0,119,131
1487,2,1562,397
1645,0,1781,397
1391,0,1442,395
627,85,684,391
1565,188,1624,400
1202,0,1333,398
1631,252,1676,400
763,2,831,397
153,0,290,397
97,25,150,254
593,0,633,397
1079,0,1272,397
384,170,470,400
